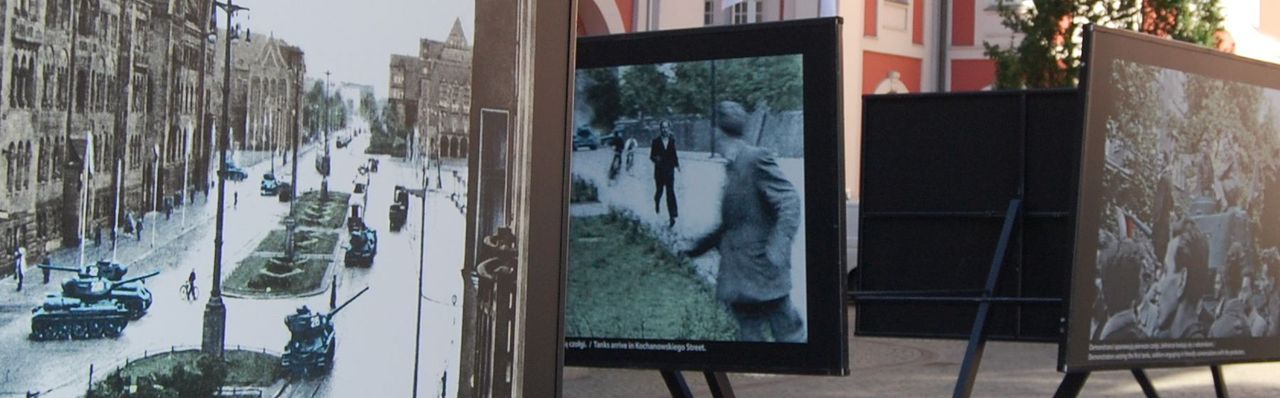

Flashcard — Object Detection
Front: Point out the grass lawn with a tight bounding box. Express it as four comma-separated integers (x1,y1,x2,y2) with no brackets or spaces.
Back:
296,191,351,229
565,211,736,340
224,256,330,296
106,349,281,387
258,230,340,255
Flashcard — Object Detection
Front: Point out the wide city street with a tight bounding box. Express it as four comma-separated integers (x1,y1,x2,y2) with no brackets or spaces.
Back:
0,121,471,398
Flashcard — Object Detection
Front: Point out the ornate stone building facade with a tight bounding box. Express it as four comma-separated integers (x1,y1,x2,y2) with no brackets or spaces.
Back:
0,0,230,275
213,31,304,154
388,18,471,161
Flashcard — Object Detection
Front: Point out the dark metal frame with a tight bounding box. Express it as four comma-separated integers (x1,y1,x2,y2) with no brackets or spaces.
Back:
852,199,1066,398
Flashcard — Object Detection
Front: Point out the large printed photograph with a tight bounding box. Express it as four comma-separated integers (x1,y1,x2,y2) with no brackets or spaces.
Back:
0,0,504,396
1067,28,1280,370
566,55,808,344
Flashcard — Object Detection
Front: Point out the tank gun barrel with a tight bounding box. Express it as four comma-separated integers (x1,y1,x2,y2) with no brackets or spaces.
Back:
110,271,161,289
38,265,84,273
328,287,370,318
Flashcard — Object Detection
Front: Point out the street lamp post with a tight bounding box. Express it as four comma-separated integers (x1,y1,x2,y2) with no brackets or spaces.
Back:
203,0,248,358
412,166,428,398
152,145,159,247
320,71,331,201
285,102,300,260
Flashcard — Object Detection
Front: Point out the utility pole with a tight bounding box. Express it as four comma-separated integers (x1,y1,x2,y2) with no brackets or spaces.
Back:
203,0,249,359
61,0,83,248
321,70,331,200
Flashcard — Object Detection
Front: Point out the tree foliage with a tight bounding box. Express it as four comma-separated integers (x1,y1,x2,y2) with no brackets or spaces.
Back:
985,0,1223,89
579,68,622,131
94,354,229,398
603,55,802,128
302,80,349,134
1101,60,1280,234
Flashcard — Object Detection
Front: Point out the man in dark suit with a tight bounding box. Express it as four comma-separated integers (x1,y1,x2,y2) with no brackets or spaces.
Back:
684,101,804,343
650,122,680,227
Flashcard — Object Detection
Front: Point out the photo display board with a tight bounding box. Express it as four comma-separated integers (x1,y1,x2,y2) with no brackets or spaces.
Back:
857,90,1079,342
1064,26,1280,370
0,0,575,396
564,18,847,375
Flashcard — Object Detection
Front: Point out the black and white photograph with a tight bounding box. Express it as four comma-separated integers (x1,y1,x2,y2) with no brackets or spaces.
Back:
566,55,808,344
0,0,572,396
1067,28,1280,370
1089,60,1280,344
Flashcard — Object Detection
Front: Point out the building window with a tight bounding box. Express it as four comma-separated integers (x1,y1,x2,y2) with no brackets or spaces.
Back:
733,2,748,24
755,0,763,22
705,1,713,25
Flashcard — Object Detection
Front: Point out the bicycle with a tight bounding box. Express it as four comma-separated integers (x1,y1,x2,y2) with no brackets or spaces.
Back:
180,281,199,301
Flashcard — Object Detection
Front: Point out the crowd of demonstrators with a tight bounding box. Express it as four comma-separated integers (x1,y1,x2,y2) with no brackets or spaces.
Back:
1093,215,1280,341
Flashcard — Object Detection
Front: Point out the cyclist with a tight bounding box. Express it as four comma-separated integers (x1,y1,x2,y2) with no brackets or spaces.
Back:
186,270,198,300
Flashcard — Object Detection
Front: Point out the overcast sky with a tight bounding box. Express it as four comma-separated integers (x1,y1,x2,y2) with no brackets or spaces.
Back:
232,0,474,99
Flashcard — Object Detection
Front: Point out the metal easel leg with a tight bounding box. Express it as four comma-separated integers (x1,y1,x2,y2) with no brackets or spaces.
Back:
1052,372,1090,398
1210,365,1229,398
660,370,693,398
703,371,735,398
1130,369,1159,398
951,199,1022,398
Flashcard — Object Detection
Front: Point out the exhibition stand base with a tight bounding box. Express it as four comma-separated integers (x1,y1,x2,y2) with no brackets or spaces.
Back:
660,370,735,398
1053,366,1230,398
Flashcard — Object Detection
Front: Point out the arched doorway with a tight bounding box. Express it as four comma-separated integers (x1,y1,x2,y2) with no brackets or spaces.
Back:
578,0,627,36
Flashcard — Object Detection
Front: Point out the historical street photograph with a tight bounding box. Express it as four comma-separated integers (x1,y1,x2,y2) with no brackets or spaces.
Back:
566,55,809,343
0,0,484,396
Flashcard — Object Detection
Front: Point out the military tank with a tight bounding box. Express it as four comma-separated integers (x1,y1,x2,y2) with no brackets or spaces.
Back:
344,228,378,267
41,267,160,319
29,272,158,340
281,287,369,378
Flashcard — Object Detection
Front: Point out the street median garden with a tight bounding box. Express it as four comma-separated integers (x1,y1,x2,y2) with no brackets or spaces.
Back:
225,191,350,297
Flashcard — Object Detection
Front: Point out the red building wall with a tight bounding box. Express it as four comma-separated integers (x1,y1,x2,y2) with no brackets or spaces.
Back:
617,0,635,32
950,59,995,91
912,0,924,44
952,0,974,46
865,0,878,37
863,51,922,93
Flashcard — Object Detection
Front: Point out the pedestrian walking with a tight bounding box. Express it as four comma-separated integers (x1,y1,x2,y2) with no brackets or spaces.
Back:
136,218,143,241
234,191,239,209
41,256,51,284
13,246,25,292
650,121,680,228
682,101,804,343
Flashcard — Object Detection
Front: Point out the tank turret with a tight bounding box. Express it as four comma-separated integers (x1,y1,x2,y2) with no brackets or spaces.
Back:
56,270,159,319
40,260,130,281
281,287,369,377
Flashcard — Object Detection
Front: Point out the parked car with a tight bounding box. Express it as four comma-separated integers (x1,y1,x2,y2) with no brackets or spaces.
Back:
260,173,280,196
573,128,598,151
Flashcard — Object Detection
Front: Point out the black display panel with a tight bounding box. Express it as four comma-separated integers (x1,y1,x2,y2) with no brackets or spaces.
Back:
855,90,1079,342
564,18,847,375
1063,26,1280,371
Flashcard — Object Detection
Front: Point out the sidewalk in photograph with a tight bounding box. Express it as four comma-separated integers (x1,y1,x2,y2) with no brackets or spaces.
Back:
0,147,309,309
